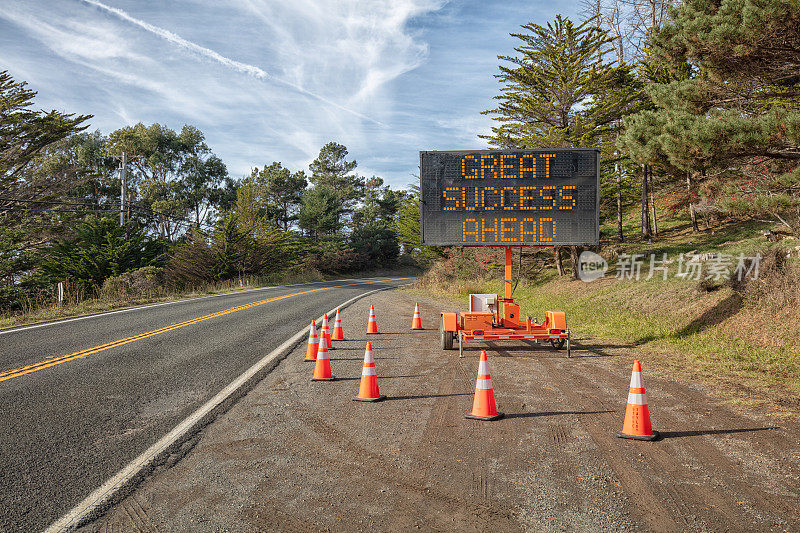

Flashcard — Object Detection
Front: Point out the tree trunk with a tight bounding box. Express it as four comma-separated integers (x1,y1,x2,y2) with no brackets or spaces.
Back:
641,164,652,240
616,161,624,242
569,245,583,280
554,247,565,276
650,190,658,237
687,171,698,232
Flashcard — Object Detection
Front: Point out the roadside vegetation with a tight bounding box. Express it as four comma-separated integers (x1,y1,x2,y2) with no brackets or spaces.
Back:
0,73,424,326
408,0,800,412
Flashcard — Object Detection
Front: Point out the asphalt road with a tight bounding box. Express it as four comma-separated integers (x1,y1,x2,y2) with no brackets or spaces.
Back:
0,277,410,532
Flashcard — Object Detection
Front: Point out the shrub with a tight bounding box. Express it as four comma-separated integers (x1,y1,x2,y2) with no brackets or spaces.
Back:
101,266,165,301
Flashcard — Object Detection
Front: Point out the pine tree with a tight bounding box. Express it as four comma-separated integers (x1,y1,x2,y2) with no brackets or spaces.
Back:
483,15,641,275
620,0,800,234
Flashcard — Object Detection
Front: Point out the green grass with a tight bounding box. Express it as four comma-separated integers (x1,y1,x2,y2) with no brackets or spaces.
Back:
409,211,800,415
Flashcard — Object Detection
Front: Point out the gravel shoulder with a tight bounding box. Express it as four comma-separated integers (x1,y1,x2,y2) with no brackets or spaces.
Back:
80,289,800,532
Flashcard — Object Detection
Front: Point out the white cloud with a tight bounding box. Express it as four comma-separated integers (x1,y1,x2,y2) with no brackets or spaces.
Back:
2,0,572,187
229,0,442,105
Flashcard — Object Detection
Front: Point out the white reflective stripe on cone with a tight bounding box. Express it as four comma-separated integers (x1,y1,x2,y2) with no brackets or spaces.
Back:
629,371,643,389
363,350,374,363
362,366,376,376
477,360,489,375
475,377,492,390
627,392,647,405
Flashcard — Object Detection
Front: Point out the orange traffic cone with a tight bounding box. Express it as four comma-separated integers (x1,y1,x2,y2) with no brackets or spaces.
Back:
321,313,333,350
617,360,659,441
411,302,422,330
366,305,378,334
311,334,334,381
353,342,385,402
332,308,344,340
305,320,318,361
465,350,503,421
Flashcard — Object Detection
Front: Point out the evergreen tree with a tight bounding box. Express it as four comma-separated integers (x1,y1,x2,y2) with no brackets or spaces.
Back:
37,216,164,294
308,142,364,222
620,0,800,234
298,185,343,242
482,15,639,149
1,71,91,184
264,163,307,230
0,72,92,306
483,15,640,274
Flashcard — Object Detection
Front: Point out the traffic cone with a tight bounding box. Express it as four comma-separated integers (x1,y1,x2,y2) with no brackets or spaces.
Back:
311,334,334,381
332,308,344,340
305,320,318,361
465,350,503,421
321,313,333,350
617,360,659,441
353,342,385,402
366,305,378,334
411,302,423,330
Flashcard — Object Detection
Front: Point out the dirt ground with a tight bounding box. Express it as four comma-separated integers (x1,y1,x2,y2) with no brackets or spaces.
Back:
82,289,800,532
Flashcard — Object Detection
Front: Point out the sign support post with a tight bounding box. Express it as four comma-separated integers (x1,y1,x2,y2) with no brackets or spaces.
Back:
504,246,513,298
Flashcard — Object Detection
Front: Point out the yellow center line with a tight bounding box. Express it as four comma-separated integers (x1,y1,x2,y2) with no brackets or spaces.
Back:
0,278,410,383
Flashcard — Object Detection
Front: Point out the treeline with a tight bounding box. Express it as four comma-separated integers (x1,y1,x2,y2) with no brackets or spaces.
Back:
481,0,800,275
0,72,422,311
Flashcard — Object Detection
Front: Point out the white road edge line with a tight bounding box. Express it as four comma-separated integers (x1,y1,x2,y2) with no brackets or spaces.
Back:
0,277,397,336
45,283,403,533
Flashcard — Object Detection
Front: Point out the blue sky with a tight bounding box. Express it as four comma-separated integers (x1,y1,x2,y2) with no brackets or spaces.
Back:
1,0,579,189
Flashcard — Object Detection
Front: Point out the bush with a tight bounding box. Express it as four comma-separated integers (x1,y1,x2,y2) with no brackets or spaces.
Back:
349,225,399,267
101,266,165,301
303,247,370,274
166,216,298,288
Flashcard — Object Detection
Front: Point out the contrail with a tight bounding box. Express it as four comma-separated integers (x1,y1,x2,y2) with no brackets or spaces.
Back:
80,0,385,126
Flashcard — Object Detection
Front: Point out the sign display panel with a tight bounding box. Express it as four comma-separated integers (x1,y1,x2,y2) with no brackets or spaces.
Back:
420,149,599,246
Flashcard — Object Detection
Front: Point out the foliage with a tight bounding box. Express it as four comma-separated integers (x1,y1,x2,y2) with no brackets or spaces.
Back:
308,141,364,219
394,184,442,264
620,0,800,233
349,225,400,267
166,215,297,286
101,266,165,300
106,123,230,238
482,15,641,149
238,162,306,231
36,216,166,294
298,185,343,242
0,70,91,184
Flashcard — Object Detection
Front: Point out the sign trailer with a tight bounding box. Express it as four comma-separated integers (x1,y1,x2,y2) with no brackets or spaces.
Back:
420,149,601,356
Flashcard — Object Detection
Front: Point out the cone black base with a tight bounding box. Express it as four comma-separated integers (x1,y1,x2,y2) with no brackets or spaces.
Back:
464,412,504,421
616,430,659,441
353,395,386,402
311,377,336,381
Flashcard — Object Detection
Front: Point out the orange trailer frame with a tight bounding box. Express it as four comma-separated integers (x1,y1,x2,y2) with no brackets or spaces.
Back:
440,246,571,357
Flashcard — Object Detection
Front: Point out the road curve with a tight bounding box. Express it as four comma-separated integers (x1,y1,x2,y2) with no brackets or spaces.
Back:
0,277,411,532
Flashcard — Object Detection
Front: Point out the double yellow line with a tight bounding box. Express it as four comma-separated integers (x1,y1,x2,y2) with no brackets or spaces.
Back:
0,278,408,383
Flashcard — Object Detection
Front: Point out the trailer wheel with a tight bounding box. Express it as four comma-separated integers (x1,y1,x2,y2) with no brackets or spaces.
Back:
550,339,566,350
440,316,454,350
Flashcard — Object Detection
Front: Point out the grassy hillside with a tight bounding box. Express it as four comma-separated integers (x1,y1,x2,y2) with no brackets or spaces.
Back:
411,208,800,415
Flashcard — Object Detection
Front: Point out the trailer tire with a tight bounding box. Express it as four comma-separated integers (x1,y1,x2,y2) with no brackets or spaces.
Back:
550,339,566,350
440,317,454,350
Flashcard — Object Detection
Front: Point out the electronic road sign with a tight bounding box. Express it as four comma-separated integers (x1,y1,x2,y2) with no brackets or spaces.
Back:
420,149,600,246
